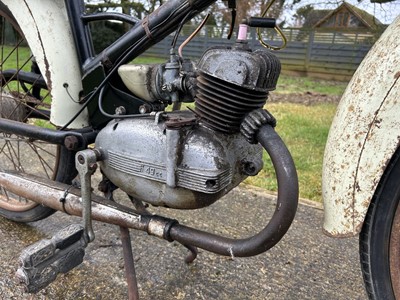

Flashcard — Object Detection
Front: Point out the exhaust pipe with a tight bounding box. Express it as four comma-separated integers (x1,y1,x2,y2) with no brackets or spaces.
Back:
169,124,299,257
0,123,298,257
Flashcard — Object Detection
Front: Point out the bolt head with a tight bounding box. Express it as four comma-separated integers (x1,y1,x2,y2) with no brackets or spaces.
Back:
64,136,79,150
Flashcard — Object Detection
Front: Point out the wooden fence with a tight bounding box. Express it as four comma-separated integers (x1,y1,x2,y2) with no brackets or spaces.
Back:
144,26,381,80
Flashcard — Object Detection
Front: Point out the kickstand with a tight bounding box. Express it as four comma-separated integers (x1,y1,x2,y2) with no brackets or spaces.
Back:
99,178,140,300
120,226,140,300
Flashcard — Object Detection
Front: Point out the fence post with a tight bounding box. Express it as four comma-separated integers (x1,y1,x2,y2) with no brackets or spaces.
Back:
164,38,169,56
204,26,209,52
250,27,257,49
305,29,314,72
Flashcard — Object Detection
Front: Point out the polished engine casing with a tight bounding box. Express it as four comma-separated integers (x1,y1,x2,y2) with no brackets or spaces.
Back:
95,111,263,209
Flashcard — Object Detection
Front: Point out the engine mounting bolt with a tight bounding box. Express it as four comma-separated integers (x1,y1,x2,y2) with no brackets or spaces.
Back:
162,84,173,92
64,135,79,150
115,106,126,115
139,104,152,114
89,163,98,174
242,161,262,176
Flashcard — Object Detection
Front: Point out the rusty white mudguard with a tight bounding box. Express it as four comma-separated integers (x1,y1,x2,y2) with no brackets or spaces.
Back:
322,16,400,237
2,0,89,128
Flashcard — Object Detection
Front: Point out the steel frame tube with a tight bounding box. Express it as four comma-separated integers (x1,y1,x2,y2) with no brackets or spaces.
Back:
0,118,96,150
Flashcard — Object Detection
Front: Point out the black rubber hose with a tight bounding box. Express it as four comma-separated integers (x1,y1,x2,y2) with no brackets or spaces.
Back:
168,124,298,257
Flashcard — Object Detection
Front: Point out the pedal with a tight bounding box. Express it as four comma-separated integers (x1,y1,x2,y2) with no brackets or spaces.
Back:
16,224,87,293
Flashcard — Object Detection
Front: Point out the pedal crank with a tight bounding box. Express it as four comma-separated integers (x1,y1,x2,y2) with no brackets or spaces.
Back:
75,149,102,243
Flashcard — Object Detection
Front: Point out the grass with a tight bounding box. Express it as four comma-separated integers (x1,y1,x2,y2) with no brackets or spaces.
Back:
244,102,337,202
1,46,31,70
276,74,348,96
238,72,346,202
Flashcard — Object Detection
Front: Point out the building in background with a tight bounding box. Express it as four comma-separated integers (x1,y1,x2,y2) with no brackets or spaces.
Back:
312,2,384,31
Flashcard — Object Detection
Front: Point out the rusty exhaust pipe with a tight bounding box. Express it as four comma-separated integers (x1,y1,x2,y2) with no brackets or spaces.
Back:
168,124,299,257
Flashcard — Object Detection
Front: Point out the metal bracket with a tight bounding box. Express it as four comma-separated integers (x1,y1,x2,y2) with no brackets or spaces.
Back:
75,149,102,243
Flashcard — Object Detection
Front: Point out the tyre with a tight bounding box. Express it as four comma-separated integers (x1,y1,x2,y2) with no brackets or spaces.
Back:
0,3,76,222
360,148,400,299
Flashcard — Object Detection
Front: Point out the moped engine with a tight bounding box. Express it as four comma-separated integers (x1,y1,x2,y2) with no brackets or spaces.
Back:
97,41,281,209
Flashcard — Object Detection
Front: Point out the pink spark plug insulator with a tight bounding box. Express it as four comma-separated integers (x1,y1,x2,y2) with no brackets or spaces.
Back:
238,24,248,41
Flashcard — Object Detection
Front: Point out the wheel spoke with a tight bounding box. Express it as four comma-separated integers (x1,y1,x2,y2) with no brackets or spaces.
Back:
2,140,19,170
30,141,57,158
27,142,54,178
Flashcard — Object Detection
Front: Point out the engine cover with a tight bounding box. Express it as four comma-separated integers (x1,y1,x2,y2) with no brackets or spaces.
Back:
95,111,263,209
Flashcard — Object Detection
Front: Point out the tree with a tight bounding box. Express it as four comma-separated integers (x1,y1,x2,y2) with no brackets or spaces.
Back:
85,0,289,29
292,4,314,27
85,0,163,19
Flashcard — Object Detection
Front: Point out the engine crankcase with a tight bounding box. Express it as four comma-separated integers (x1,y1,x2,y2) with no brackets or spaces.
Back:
95,111,263,209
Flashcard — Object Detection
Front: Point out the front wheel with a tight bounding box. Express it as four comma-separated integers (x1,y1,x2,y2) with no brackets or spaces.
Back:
0,2,76,222
360,148,400,299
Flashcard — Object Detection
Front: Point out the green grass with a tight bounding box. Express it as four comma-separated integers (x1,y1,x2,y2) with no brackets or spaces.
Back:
244,102,337,202
1,46,31,70
1,46,32,92
276,74,347,96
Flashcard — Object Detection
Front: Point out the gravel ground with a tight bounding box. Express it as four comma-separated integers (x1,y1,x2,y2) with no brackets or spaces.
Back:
0,185,367,300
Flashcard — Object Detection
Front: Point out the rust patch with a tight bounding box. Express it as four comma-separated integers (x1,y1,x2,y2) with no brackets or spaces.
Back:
355,181,361,192
362,200,370,208
343,205,353,220
348,104,354,112
374,118,382,128
322,228,357,238
395,71,400,79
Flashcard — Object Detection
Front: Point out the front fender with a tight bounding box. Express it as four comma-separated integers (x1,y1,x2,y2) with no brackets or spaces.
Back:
322,16,400,237
2,0,88,128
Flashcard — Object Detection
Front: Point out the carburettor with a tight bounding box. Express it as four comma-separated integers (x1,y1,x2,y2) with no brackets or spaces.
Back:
97,39,281,209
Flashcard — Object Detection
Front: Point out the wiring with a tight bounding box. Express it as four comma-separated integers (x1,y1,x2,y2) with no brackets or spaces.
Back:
171,10,198,50
60,2,190,129
97,84,153,119
178,13,210,58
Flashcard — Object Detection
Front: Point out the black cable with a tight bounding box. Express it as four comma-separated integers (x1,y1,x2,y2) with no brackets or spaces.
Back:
97,84,153,119
171,10,198,49
60,2,192,129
